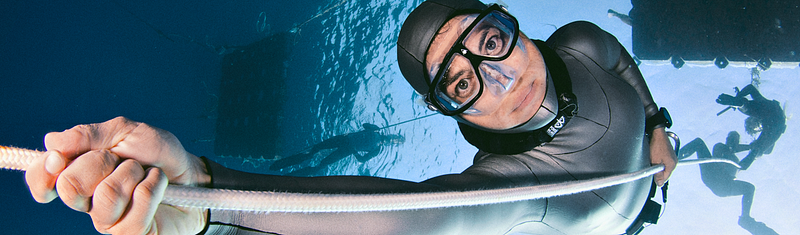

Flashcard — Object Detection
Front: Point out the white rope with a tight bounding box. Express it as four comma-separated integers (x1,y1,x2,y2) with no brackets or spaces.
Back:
0,145,738,212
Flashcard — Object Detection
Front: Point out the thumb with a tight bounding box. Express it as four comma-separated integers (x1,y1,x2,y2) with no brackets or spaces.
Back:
44,117,141,159
654,170,667,187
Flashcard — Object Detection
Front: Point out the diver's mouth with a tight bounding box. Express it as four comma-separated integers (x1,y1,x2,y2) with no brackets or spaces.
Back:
512,81,535,112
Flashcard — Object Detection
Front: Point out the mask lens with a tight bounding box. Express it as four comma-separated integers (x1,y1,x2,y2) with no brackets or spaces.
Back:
462,11,517,58
428,6,519,115
433,54,481,112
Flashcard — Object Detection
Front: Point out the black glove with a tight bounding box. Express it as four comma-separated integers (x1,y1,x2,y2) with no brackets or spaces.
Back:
716,94,745,107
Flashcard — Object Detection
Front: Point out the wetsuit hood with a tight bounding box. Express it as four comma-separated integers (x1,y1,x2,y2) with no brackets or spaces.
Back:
397,0,487,95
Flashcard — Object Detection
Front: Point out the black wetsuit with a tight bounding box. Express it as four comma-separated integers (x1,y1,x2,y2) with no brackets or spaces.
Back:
735,85,785,170
678,137,754,218
200,21,658,235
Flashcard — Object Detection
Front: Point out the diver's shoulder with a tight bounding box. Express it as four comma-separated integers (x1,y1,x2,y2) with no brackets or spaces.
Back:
546,21,621,69
548,21,607,41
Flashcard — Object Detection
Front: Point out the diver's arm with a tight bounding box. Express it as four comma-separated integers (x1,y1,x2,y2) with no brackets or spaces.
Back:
612,42,659,118
203,158,444,193
200,158,536,235
733,143,751,153
736,84,763,100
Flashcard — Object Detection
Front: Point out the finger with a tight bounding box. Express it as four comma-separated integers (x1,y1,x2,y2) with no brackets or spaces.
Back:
653,160,668,186
25,150,65,203
44,116,141,160
651,159,666,187
110,122,187,171
654,172,667,187
654,157,677,187
89,159,146,233
661,159,678,187
56,150,120,212
107,168,168,235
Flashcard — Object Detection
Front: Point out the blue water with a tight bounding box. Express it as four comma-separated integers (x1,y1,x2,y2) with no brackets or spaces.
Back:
1,0,797,234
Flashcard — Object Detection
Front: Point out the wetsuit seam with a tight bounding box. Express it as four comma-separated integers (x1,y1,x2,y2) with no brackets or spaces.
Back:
509,154,538,179
552,119,632,220
550,48,612,129
558,45,647,220
592,190,632,220
543,89,631,221
553,116,608,156
506,220,567,235
550,47,617,156
555,47,617,127
557,43,658,121
544,153,633,221
573,115,607,128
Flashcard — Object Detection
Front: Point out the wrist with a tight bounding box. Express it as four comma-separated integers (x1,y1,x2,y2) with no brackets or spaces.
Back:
189,154,212,187
649,127,667,141
646,107,672,136
171,153,211,187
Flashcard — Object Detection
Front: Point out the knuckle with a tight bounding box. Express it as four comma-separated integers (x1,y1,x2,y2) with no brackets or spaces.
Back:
109,116,138,129
56,174,90,211
118,159,146,180
55,150,121,211
90,160,149,235
134,168,165,200
95,150,121,171
71,123,98,138
57,171,91,198
106,116,131,129
111,116,129,122
134,180,157,201
94,179,124,210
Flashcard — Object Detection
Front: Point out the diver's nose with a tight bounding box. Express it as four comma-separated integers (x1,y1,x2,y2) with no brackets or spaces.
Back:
479,61,516,96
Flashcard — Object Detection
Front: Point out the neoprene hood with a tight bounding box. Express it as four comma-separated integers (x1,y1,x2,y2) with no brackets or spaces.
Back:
397,0,487,95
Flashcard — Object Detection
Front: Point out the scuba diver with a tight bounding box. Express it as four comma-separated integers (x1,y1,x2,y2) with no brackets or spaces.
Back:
23,0,677,234
679,132,777,235
269,123,405,176
716,84,786,170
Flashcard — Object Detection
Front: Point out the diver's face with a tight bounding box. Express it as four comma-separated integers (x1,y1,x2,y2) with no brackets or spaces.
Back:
425,15,547,130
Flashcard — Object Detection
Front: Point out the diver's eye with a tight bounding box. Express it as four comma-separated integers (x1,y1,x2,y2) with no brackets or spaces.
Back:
479,31,506,56
457,79,469,91
486,39,497,51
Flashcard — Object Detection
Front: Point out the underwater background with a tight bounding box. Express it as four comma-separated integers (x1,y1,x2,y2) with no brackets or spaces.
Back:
0,0,797,234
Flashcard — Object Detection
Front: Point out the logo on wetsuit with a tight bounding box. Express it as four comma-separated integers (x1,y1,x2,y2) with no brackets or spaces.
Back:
547,116,566,137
